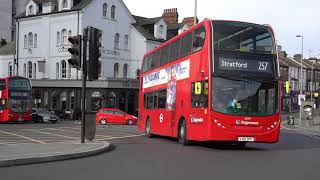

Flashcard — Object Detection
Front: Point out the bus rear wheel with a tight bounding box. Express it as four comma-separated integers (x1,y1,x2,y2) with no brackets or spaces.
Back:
178,120,189,146
145,118,153,138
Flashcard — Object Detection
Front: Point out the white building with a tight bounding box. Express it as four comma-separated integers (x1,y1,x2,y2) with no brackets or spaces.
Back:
6,0,190,113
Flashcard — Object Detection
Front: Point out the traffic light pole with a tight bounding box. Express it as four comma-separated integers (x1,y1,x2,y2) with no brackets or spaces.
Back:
81,28,88,144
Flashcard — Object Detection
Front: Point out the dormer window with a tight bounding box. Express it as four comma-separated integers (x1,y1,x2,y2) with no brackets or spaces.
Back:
159,25,164,38
62,0,68,9
29,5,34,14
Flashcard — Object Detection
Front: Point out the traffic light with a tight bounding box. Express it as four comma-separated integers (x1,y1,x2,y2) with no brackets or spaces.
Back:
88,28,102,80
68,35,82,69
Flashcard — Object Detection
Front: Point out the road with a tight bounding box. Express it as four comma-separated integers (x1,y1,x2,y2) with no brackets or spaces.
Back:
0,123,320,180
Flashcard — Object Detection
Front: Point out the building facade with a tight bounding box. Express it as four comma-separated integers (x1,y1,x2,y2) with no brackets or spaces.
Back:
1,0,192,115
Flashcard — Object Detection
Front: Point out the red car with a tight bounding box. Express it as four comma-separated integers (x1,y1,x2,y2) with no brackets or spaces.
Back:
96,108,137,125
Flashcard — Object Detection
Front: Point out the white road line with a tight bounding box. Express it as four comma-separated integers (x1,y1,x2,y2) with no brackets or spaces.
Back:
45,128,112,138
0,130,46,144
27,130,79,140
281,126,320,137
95,134,144,141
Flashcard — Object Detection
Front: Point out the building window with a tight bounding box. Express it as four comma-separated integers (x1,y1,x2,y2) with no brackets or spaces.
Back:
8,62,13,77
91,91,102,111
23,63,26,77
136,69,140,79
28,32,33,47
70,91,75,109
61,29,67,45
68,64,71,79
124,34,129,49
28,61,33,79
33,63,37,79
114,33,120,49
123,64,128,78
114,63,119,78
57,32,60,45
29,5,33,14
102,3,107,17
24,35,27,48
34,34,37,47
56,62,60,79
61,60,67,78
111,5,116,19
62,0,68,9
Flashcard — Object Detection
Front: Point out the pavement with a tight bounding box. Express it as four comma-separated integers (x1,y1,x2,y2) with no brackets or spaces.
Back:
0,141,110,167
281,109,320,137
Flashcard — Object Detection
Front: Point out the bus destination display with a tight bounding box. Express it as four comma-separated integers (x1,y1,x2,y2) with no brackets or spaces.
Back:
218,57,273,74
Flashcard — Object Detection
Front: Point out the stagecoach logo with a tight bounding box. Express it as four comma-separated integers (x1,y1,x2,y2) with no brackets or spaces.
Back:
159,113,164,123
236,119,259,126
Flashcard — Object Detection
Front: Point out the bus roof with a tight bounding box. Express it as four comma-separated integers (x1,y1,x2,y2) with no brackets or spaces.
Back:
143,18,274,59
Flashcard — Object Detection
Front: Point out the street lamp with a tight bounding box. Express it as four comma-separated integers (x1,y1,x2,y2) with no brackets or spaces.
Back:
296,35,304,124
194,0,197,25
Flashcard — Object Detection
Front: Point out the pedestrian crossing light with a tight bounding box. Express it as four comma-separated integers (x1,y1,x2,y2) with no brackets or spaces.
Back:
68,35,82,69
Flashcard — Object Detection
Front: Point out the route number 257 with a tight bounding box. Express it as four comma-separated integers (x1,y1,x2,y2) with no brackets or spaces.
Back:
258,62,268,71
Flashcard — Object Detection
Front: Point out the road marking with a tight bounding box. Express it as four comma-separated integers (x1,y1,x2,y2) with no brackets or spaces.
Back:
46,128,112,138
27,130,79,140
281,126,320,138
95,134,144,141
0,130,46,144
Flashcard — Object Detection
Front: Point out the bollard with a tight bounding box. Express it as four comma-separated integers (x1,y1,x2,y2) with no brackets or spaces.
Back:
287,116,294,125
85,116,96,141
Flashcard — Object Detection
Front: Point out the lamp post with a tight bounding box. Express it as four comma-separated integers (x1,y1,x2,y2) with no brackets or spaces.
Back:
194,0,198,25
296,35,304,124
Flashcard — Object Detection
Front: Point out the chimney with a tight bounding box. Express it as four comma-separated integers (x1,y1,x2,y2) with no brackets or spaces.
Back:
162,8,179,25
182,17,199,27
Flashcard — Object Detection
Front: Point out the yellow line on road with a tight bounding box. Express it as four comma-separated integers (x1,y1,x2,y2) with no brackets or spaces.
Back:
28,130,79,140
0,130,46,144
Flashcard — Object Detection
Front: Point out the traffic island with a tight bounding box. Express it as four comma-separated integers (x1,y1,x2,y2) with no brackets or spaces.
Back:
0,141,110,167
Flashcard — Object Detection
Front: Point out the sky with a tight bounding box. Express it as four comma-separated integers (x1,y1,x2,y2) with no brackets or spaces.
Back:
123,0,320,58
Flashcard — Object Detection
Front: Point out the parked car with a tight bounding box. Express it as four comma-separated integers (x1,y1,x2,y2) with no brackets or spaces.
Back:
32,108,59,123
96,108,137,125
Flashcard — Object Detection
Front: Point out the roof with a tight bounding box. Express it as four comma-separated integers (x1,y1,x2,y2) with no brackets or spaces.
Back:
0,42,16,55
132,15,166,42
16,0,90,19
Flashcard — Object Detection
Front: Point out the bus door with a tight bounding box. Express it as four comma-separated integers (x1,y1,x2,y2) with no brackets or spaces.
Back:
190,80,209,125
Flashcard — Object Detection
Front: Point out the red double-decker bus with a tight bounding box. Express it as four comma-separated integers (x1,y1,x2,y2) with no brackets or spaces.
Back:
138,19,280,146
0,76,32,123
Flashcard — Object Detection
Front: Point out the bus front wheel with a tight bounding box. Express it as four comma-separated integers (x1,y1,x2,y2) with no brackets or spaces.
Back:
145,118,153,138
178,120,189,146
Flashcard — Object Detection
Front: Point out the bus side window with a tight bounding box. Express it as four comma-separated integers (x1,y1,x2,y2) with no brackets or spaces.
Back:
150,53,157,69
0,80,5,90
191,80,208,108
160,45,170,66
180,32,193,58
0,99,7,110
147,92,154,109
192,26,206,52
158,89,167,109
169,39,180,62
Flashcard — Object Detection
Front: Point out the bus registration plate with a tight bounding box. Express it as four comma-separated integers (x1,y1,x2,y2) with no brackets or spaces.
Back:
238,137,255,142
